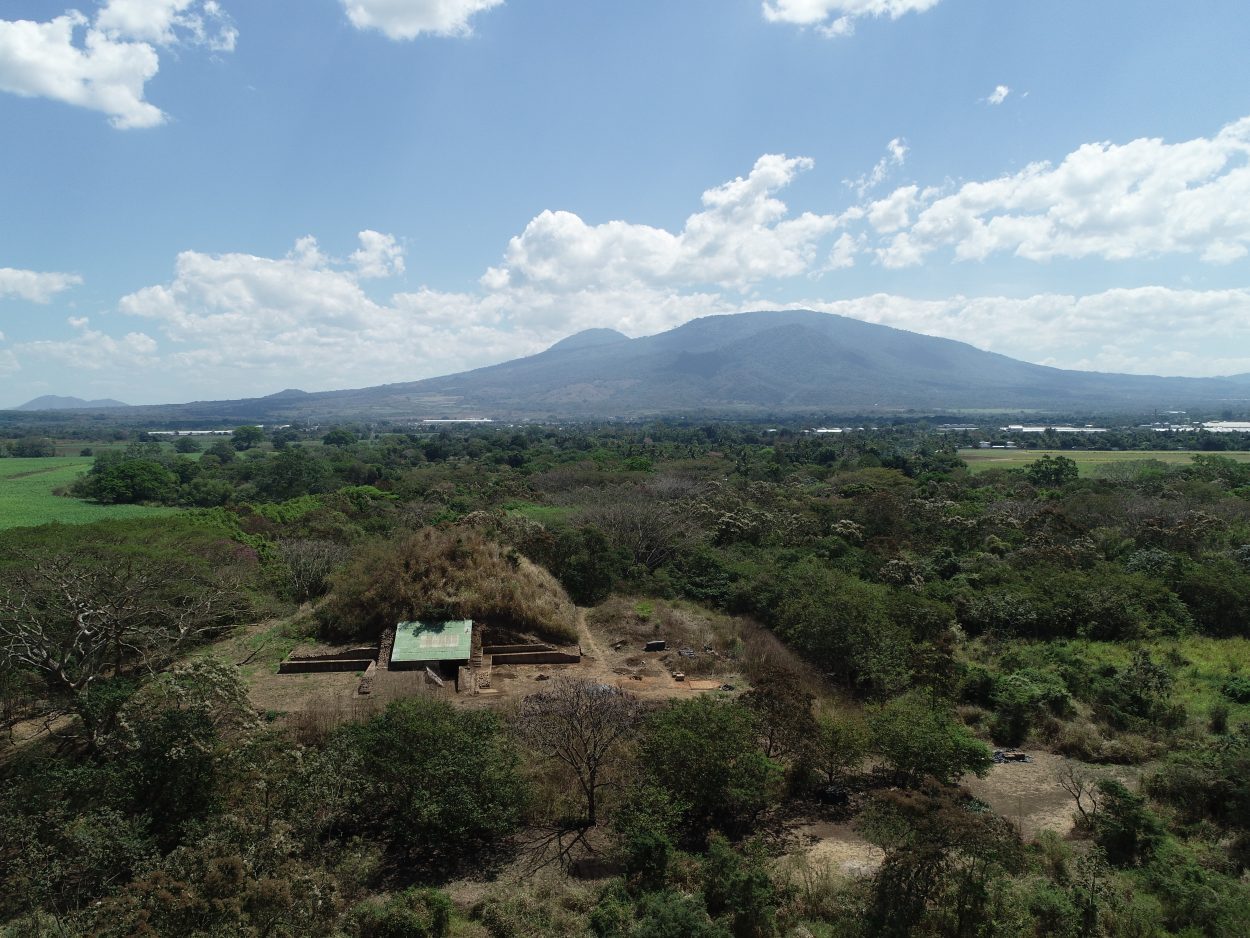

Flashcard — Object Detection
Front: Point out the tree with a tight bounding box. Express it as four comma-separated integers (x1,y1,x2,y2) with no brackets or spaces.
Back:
810,710,870,785
322,427,358,448
274,538,351,602
173,436,201,454
87,457,177,504
10,436,56,458
1025,454,1079,487
0,538,247,747
580,490,700,572
701,836,779,938
206,438,237,463
231,425,264,451
113,658,257,849
332,697,525,864
517,678,642,826
1092,780,1165,868
639,695,782,841
741,671,816,761
255,446,331,501
869,691,993,787
859,782,1024,937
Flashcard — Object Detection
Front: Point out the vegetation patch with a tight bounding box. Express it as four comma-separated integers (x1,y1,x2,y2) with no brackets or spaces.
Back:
0,457,178,529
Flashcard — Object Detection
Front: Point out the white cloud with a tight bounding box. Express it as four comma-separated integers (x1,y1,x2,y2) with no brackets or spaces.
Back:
492,154,840,292
762,0,942,37
0,267,83,303
15,138,1250,399
846,137,908,198
351,230,406,279
874,116,1250,267
106,226,732,397
0,1,235,128
16,317,158,371
96,0,236,51
986,84,1010,105
341,0,504,40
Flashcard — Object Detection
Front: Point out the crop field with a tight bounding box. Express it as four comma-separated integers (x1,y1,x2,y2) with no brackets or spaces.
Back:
0,457,179,530
959,448,1250,475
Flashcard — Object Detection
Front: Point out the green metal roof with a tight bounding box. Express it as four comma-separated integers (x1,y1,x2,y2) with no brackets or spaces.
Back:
391,620,474,663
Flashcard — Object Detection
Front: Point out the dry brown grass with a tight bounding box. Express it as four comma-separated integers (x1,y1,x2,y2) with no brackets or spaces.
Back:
318,527,578,645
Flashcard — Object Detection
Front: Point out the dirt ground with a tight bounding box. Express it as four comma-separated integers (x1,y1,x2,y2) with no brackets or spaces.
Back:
452,608,745,710
964,749,1141,840
788,820,885,878
787,749,1145,879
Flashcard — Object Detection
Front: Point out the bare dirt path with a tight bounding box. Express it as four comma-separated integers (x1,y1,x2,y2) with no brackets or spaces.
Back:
575,608,606,662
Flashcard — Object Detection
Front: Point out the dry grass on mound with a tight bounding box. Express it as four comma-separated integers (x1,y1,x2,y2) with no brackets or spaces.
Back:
318,527,578,645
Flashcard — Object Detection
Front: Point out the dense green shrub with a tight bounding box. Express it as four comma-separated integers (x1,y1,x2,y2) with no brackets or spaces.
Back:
639,696,782,842
349,888,451,938
868,691,993,786
328,697,525,865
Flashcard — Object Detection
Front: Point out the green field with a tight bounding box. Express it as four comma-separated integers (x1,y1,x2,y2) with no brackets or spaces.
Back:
0,457,179,530
959,448,1250,475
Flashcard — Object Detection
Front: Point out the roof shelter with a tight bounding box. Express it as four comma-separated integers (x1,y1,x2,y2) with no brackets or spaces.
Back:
389,620,475,672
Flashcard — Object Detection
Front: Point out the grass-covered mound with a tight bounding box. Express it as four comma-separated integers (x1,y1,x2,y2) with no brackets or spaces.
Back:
317,526,579,644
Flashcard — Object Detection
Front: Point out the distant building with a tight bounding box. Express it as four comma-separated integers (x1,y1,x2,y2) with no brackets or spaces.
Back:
1000,425,1108,433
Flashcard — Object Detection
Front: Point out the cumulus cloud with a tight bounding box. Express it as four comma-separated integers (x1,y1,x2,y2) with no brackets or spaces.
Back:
762,0,942,37
341,0,504,40
108,226,731,396
96,0,236,50
986,84,1010,105
490,154,840,292
0,268,83,303
351,230,406,279
0,1,235,128
874,116,1250,267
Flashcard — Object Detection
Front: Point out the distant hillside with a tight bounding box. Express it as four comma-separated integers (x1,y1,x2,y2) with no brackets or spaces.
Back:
15,395,130,411
96,311,1250,422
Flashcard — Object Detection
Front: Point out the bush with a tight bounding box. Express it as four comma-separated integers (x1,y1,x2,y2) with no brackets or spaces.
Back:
1222,676,1250,704
1093,780,1166,867
350,888,451,938
631,891,730,938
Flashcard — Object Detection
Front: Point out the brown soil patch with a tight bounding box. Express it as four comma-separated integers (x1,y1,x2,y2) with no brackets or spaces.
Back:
789,820,884,878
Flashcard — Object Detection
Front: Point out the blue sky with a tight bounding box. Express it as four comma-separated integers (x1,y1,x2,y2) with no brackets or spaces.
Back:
1,0,1249,406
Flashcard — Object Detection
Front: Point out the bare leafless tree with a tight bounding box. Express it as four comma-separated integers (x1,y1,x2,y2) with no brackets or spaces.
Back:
1057,763,1104,829
0,549,245,747
516,678,642,826
579,490,701,571
275,538,351,602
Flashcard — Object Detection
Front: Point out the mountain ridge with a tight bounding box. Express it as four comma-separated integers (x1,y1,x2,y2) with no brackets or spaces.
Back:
11,311,1249,420
15,395,130,411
